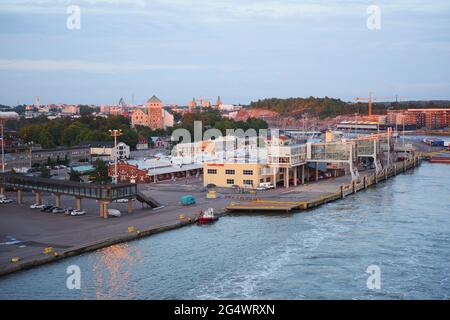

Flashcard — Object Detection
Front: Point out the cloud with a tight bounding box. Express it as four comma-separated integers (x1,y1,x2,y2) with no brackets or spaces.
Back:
0,59,224,73
1,0,449,24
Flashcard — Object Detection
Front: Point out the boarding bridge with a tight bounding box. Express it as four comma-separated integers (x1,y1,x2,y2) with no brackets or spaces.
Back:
266,144,307,188
354,130,394,172
355,139,382,173
0,173,138,218
267,144,307,168
307,142,359,181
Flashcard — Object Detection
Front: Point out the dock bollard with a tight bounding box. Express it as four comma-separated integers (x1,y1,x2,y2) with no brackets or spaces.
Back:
384,168,388,180
340,185,345,199
363,176,367,189
352,181,356,194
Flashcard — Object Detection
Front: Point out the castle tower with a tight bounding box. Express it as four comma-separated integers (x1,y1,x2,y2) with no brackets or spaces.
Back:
188,97,196,112
215,96,222,109
146,95,163,129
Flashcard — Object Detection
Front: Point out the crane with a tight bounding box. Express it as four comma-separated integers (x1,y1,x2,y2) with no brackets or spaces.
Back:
354,93,406,117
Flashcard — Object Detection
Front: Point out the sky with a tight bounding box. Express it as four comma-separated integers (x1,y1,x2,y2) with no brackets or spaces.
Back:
0,0,450,106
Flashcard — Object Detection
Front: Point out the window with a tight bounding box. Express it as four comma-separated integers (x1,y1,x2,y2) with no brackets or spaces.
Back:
226,179,235,185
243,170,253,175
207,169,217,174
243,180,253,186
225,169,235,175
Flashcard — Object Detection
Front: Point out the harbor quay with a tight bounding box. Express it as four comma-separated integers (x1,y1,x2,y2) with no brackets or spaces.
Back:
0,155,421,277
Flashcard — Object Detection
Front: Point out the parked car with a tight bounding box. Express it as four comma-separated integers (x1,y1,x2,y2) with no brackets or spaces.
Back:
71,209,86,216
259,182,275,189
206,184,216,189
180,195,196,206
116,198,134,203
52,207,66,214
107,209,121,217
30,203,46,209
65,208,75,215
0,198,13,204
41,205,55,212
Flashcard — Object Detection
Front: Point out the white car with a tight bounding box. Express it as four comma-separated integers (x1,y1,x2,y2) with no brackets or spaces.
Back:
71,209,86,216
52,207,66,214
107,209,121,217
30,203,46,209
260,183,275,189
116,198,129,203
0,198,13,204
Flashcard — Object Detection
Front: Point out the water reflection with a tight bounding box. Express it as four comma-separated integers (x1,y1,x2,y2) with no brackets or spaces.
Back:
91,243,142,299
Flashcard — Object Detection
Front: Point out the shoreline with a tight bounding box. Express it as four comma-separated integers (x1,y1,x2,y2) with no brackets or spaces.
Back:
0,158,421,278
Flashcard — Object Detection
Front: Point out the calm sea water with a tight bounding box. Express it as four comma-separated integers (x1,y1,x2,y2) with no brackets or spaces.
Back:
0,163,449,300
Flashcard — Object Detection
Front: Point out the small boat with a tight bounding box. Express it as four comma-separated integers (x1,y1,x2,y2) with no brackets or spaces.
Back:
197,208,218,224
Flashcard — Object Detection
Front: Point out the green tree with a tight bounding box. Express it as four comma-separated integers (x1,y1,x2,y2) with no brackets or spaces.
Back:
68,168,82,182
39,165,50,178
92,159,111,184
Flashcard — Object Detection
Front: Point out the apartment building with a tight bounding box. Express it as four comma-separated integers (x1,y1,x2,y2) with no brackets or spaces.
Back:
387,109,449,129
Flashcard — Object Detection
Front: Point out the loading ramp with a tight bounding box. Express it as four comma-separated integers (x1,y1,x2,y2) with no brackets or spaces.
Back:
136,191,162,209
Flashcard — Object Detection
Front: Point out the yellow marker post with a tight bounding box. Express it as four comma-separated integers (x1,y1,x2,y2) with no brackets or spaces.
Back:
11,257,20,263
128,226,136,233
43,247,53,254
179,214,185,220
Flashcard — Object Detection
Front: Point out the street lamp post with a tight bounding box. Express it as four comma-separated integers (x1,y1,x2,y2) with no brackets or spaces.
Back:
1,120,5,174
108,129,123,184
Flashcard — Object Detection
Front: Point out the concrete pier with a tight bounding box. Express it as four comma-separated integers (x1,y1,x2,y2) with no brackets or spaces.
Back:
34,191,42,205
227,157,421,213
75,197,82,210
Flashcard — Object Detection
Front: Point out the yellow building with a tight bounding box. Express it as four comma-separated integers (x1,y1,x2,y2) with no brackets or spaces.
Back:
203,162,274,188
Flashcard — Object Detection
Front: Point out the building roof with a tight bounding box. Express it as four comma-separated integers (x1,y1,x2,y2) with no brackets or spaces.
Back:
147,95,162,104
137,135,148,144
80,141,114,148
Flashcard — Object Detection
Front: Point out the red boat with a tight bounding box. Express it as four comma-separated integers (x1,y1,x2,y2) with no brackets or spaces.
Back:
197,208,219,224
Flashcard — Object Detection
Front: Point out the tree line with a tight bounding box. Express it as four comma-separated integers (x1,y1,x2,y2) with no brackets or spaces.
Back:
249,97,450,119
8,110,268,150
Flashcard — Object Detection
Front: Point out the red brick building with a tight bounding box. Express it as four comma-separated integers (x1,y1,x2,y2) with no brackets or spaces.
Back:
108,161,203,184
108,162,151,183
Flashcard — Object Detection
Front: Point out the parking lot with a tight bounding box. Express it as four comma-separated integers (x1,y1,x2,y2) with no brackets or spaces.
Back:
0,176,232,271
